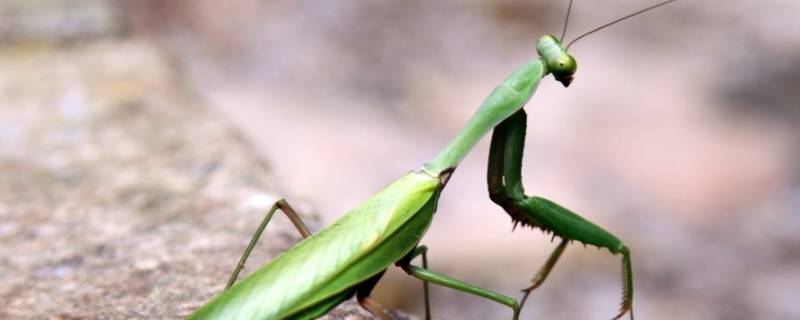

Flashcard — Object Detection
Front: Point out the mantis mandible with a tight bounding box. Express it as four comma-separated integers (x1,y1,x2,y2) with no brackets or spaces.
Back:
189,1,678,319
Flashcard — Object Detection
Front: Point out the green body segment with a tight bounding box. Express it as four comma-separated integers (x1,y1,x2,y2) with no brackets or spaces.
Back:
189,171,441,320
425,59,547,175
426,35,579,175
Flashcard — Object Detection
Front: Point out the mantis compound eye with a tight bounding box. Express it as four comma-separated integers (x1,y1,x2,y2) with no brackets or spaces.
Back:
549,54,577,87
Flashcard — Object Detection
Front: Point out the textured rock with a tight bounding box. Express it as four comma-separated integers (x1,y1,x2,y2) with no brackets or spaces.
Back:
0,0,123,43
0,39,413,319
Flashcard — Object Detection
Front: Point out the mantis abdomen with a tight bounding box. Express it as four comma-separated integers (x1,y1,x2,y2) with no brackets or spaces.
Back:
189,171,440,319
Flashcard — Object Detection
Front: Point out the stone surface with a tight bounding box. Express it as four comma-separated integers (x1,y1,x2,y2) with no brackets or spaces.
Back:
0,39,413,319
0,0,123,43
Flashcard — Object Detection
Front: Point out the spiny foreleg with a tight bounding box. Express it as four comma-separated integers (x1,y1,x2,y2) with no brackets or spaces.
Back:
487,109,634,319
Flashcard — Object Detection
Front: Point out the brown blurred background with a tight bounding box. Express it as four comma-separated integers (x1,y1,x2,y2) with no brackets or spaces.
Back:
2,0,799,319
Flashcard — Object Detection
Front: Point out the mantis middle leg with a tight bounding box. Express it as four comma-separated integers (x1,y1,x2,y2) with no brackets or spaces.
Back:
398,245,521,320
397,245,432,320
487,109,634,320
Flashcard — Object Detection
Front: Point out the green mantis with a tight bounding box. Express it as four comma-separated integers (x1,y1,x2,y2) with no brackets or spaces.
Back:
189,1,679,319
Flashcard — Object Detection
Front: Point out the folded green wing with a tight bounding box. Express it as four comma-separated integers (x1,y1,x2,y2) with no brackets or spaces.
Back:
190,170,440,320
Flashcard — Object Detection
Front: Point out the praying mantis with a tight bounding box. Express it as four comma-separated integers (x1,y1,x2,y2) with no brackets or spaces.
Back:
188,1,679,319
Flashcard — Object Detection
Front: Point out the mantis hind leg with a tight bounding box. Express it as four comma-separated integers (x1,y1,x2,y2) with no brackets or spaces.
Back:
488,110,634,319
225,198,312,289
356,270,392,320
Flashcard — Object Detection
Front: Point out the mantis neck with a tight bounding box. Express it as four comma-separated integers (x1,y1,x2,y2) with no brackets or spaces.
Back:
425,59,547,176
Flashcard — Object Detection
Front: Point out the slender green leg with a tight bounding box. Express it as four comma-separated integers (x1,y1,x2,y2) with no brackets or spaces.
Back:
225,199,312,289
401,246,432,320
487,110,634,319
398,259,520,320
519,239,568,309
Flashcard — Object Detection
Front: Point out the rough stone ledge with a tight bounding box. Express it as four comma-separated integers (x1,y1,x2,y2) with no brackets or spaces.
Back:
0,39,413,320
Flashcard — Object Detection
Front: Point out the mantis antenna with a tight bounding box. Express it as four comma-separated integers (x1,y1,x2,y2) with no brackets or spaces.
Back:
559,0,574,42
565,0,680,49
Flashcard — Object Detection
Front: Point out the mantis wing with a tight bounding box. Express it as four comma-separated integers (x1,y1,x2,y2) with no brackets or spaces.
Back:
190,170,440,320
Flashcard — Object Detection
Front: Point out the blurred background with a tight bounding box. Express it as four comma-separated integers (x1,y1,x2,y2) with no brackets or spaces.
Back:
2,0,799,319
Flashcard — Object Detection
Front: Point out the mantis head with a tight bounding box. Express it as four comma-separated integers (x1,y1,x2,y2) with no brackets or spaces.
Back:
536,35,577,87
545,0,680,88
